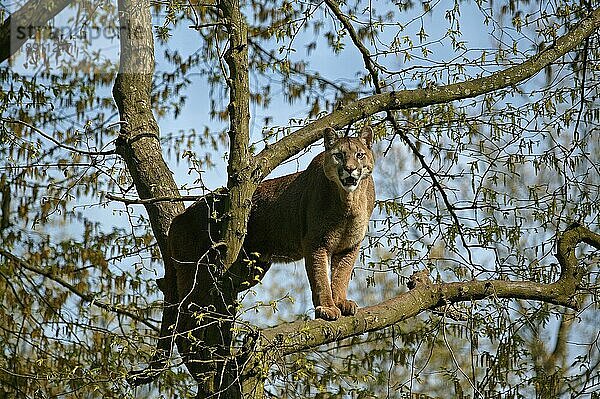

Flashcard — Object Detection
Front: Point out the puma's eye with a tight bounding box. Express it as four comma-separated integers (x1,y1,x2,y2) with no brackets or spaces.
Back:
333,153,344,161
356,152,365,160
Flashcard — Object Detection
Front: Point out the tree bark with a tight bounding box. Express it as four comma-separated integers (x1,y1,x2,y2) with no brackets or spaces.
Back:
195,0,254,396
220,0,254,270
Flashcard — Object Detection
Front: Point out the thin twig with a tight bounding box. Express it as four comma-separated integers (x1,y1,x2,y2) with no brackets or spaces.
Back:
441,308,484,398
323,0,475,266
0,248,158,332
573,36,590,141
1,118,116,156
105,193,202,205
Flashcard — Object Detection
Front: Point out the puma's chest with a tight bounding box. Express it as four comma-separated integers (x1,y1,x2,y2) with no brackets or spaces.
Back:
327,210,370,252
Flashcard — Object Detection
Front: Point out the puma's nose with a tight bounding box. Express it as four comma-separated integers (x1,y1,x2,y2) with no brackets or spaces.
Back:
344,165,356,173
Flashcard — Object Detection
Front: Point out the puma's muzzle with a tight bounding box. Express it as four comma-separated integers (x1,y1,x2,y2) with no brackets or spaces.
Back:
339,168,362,192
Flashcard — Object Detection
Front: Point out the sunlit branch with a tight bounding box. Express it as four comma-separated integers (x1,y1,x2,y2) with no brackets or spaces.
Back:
255,6,600,179
255,224,600,357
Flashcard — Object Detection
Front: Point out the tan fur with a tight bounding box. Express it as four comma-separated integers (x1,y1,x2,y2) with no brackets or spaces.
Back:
169,126,375,321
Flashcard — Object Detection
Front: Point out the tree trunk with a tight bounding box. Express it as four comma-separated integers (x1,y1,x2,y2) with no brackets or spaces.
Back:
196,0,255,396
112,0,183,383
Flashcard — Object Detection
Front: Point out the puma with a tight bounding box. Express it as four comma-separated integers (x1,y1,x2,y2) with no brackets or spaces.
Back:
131,126,376,386
169,125,376,320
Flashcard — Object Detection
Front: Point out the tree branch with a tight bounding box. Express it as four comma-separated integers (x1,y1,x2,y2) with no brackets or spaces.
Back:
219,0,254,269
323,0,381,91
255,6,600,179
254,224,600,357
105,193,201,205
248,37,352,95
1,118,115,156
0,0,72,64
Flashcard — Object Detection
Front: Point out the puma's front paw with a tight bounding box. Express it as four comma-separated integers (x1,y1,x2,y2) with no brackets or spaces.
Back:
336,299,358,316
315,305,342,321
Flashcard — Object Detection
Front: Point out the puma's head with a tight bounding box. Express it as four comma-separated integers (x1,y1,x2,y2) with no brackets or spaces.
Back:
323,126,374,193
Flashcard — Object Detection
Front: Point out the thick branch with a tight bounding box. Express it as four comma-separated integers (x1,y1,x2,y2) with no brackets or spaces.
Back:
112,0,184,250
255,224,600,357
257,276,567,356
0,0,72,64
255,6,600,179
220,0,255,269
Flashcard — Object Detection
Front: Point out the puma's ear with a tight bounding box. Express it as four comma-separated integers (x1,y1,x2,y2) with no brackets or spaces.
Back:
323,127,339,150
359,126,373,148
